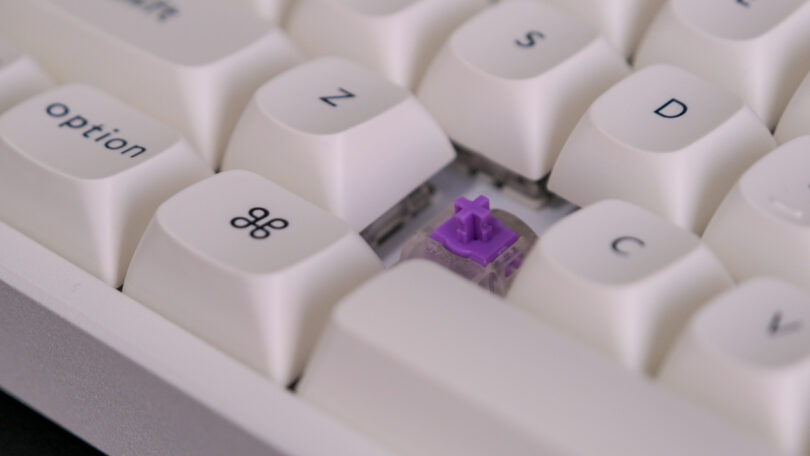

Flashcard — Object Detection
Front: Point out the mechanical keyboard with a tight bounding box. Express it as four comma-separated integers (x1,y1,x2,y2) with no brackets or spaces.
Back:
1,0,809,455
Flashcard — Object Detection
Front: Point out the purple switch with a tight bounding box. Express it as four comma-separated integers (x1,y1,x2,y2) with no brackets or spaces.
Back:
430,196,519,266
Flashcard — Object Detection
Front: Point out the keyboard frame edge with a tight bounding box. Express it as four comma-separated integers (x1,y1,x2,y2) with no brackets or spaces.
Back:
0,220,393,456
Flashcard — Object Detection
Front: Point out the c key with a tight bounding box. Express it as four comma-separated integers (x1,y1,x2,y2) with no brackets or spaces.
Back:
507,200,733,373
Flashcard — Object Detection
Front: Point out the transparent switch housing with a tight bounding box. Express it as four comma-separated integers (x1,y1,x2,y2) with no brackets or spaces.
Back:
399,196,537,296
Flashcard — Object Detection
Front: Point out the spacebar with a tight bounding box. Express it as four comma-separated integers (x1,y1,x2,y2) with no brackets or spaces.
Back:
298,261,783,456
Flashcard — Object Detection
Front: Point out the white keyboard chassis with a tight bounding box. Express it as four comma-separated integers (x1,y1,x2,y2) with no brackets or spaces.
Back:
0,166,574,455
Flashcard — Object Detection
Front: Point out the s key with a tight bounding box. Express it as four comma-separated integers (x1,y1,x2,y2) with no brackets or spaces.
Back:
417,0,629,182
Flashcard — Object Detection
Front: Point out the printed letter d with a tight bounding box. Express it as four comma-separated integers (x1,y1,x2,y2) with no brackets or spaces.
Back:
654,98,687,118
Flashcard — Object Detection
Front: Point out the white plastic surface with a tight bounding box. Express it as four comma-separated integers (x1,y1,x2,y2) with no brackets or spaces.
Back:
775,71,810,144
635,0,810,128
508,200,733,373
703,136,810,292
660,278,810,455
231,0,289,22
549,64,775,233
0,84,211,287
518,0,666,57
0,36,52,114
417,0,629,180
0,218,394,456
299,260,781,456
0,0,303,167
222,57,455,231
123,170,383,385
0,1,803,453
286,0,487,88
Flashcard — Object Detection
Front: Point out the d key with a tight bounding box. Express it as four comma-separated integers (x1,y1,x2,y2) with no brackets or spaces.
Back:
549,65,775,233
635,0,810,128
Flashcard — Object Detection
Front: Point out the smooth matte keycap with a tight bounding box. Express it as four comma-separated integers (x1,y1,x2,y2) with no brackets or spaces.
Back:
660,278,810,455
549,64,775,233
0,36,52,113
0,84,211,286
286,0,487,88
0,0,303,167
775,70,810,144
417,0,629,181
123,170,383,385
635,0,810,128
703,136,810,292
299,260,780,456
222,57,454,231
519,0,666,57
508,200,733,373
230,0,289,22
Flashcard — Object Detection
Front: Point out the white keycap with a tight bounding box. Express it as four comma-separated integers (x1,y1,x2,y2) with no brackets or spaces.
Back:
222,57,455,232
0,0,303,167
0,84,211,287
507,200,733,373
123,170,383,385
417,0,629,181
231,0,288,23
286,0,487,88
634,0,810,128
517,0,666,57
660,278,810,455
548,64,775,233
775,71,810,144
703,136,810,291
0,36,52,114
298,260,780,456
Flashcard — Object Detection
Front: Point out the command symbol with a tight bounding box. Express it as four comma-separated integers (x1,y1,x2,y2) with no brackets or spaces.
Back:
231,207,289,239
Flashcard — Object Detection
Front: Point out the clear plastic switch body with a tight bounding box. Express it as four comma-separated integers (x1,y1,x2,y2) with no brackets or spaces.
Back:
399,195,537,296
